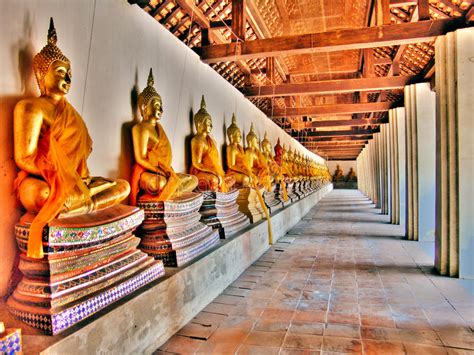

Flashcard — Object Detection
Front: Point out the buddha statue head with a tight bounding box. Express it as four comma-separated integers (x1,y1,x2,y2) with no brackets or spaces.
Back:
138,68,163,122
274,138,282,155
246,123,259,149
194,95,212,135
227,113,242,144
33,18,71,97
261,132,272,154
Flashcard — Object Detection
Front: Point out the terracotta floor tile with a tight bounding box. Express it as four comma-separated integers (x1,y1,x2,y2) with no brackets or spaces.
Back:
243,330,286,347
229,305,265,318
398,328,444,346
297,300,329,312
280,349,321,355
360,314,396,328
289,321,325,336
214,294,245,306
163,335,206,353
326,312,360,325
362,340,406,355
192,312,228,326
284,334,323,350
403,343,449,354
177,323,218,340
207,328,249,344
323,323,360,339
294,310,327,323
196,342,241,354
322,336,362,354
328,302,358,314
254,318,291,332
236,345,281,354
219,316,257,330
436,327,474,349
261,308,295,321
393,315,433,330
360,326,401,342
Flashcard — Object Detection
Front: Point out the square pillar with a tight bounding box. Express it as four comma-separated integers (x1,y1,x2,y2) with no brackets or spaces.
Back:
435,28,474,278
404,83,436,241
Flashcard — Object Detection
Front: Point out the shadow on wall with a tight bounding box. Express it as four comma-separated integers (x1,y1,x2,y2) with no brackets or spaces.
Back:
184,108,195,172
119,68,141,203
0,12,38,297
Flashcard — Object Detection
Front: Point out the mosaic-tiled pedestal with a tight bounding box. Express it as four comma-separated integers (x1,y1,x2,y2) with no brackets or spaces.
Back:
199,190,250,238
286,181,299,202
237,187,266,224
0,328,21,354
292,180,305,200
7,205,164,335
263,184,283,214
137,192,220,266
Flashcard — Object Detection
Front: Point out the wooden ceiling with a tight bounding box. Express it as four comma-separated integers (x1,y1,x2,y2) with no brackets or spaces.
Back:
129,0,473,160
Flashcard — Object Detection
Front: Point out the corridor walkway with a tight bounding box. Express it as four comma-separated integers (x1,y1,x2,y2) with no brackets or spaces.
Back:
157,190,474,354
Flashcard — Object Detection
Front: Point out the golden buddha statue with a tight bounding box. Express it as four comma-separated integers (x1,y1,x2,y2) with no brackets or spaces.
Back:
281,144,294,179
245,124,272,191
226,114,253,187
130,69,198,204
274,138,283,166
346,167,357,182
190,96,235,192
333,164,344,182
13,19,129,259
261,132,288,201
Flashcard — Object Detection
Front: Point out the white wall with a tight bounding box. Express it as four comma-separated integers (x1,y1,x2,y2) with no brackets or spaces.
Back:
0,0,323,296
328,160,357,178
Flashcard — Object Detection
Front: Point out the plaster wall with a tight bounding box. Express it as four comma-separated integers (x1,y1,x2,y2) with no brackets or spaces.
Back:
0,0,323,296
327,161,356,178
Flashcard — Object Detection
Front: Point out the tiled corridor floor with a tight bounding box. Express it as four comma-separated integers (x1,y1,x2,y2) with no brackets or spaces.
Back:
157,190,474,354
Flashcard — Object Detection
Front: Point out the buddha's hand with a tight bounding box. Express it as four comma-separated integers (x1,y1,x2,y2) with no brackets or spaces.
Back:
82,176,92,185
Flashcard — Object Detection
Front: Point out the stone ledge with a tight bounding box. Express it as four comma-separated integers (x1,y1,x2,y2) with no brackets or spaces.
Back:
4,184,332,354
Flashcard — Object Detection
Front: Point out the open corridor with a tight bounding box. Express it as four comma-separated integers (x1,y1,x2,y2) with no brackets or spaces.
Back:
157,190,474,354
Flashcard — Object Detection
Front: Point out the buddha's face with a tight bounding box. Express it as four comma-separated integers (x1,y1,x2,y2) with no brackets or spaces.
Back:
262,142,271,154
248,136,258,149
145,97,163,122
43,60,71,97
197,115,212,134
230,130,241,144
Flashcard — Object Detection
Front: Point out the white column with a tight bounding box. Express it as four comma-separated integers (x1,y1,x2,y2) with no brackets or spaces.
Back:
396,108,407,229
404,83,436,241
435,28,474,278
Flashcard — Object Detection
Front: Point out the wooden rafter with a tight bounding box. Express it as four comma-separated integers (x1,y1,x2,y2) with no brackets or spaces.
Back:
306,135,374,142
271,102,392,117
245,76,414,98
298,118,388,129
296,128,380,138
194,18,463,63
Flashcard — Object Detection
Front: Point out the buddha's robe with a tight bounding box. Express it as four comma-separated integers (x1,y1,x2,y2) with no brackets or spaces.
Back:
14,99,93,259
130,123,180,205
191,135,231,192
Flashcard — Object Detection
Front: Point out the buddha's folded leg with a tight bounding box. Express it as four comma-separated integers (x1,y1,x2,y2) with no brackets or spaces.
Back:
139,172,167,195
176,173,198,193
92,179,130,210
18,177,50,213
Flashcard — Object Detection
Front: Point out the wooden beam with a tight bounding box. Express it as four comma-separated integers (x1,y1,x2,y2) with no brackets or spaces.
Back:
314,135,374,142
297,128,379,138
466,6,474,23
374,56,393,65
194,18,463,63
389,0,417,6
232,0,246,41
302,118,387,129
418,0,430,20
272,102,392,117
175,0,210,28
210,19,233,29
310,141,369,146
245,75,414,98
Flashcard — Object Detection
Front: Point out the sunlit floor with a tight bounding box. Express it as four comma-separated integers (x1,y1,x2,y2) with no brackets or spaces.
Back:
156,189,474,354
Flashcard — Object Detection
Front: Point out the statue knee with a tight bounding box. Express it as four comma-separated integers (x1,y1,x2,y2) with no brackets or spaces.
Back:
18,177,50,213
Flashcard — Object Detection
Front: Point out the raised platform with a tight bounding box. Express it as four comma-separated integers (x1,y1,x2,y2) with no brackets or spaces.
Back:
7,205,165,335
237,187,266,223
137,193,220,266
3,184,332,354
199,190,250,238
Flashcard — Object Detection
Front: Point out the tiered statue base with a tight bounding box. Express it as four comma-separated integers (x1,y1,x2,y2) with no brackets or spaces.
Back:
199,189,250,238
333,181,358,189
0,328,21,354
237,188,266,224
274,182,289,208
286,181,300,202
263,184,283,214
137,193,220,267
7,205,165,335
